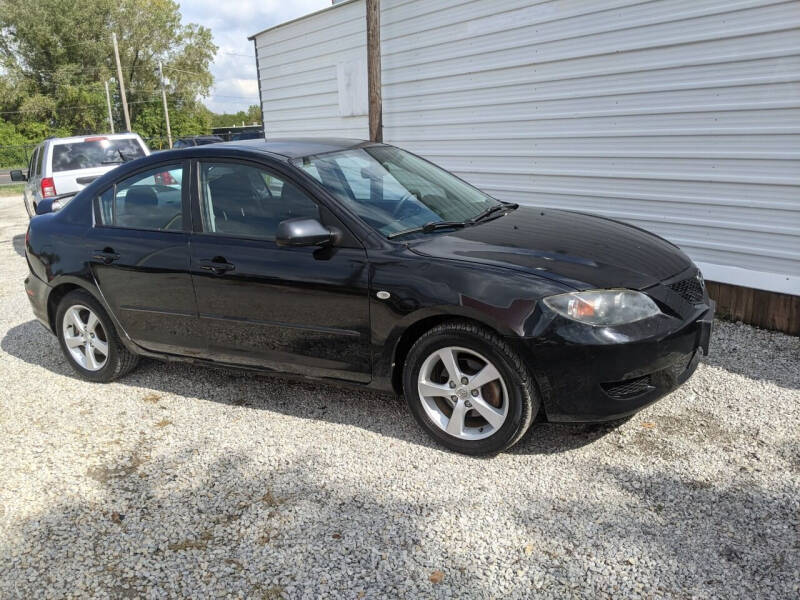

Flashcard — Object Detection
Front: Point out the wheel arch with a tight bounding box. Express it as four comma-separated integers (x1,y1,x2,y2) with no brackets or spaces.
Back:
389,312,511,396
45,278,120,339
47,282,88,332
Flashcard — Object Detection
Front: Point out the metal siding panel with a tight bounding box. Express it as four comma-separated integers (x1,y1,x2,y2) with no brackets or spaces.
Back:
255,0,368,141
380,0,800,294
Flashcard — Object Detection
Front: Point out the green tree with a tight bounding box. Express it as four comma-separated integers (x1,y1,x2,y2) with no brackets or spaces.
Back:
211,105,262,128
0,0,216,138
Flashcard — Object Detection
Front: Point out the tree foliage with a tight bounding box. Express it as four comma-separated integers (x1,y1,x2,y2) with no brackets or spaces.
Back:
211,105,262,129
0,0,217,149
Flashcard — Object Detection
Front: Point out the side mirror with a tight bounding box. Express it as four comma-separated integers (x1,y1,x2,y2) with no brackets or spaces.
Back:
35,198,56,215
34,192,77,215
276,218,335,247
10,169,27,182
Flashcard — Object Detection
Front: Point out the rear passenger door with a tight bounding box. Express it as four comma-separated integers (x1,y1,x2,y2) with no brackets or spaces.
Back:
188,159,371,382
87,161,202,355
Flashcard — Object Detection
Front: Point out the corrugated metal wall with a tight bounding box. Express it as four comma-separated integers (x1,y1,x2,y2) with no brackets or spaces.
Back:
252,0,800,295
253,0,368,138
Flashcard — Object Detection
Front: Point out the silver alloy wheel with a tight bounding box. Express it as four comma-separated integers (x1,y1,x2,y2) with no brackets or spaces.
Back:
62,304,109,371
417,346,509,441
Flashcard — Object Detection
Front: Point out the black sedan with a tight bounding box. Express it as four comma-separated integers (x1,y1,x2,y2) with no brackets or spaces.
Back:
24,138,714,455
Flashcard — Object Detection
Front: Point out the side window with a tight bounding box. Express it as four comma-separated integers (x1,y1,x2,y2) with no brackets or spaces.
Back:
198,162,319,240
28,147,38,177
96,164,184,231
36,144,45,176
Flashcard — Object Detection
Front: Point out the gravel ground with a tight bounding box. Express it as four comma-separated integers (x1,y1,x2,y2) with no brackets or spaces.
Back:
0,194,798,599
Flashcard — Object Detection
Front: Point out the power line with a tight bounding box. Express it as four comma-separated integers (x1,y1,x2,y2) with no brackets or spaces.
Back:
161,66,206,76
0,97,166,116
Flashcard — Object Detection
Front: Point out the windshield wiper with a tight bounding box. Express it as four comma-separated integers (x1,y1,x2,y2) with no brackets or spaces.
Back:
469,202,519,225
101,150,131,165
388,220,467,239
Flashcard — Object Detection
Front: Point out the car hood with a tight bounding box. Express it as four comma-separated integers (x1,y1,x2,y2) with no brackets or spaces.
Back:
409,206,693,290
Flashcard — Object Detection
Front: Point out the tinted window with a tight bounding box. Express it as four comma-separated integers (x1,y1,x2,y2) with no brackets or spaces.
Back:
199,162,318,240
35,144,45,175
28,147,38,177
52,138,145,172
97,164,184,231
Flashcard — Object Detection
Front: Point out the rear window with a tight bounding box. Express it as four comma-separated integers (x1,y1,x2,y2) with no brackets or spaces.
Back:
51,138,146,172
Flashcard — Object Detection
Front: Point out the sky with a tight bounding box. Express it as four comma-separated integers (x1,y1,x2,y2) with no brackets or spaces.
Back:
180,0,331,115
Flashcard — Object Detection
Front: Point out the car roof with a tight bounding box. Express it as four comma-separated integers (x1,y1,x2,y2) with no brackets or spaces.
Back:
180,134,223,140
207,137,369,159
88,137,376,185
44,133,143,145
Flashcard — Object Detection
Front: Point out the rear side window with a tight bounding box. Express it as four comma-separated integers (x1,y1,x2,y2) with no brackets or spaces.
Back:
35,144,45,176
28,147,39,177
52,138,146,172
97,164,184,231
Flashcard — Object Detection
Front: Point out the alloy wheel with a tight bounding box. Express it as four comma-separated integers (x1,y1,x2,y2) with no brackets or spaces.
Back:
62,304,109,371
417,346,509,440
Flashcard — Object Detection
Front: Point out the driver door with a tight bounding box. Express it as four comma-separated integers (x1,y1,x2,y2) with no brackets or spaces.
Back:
188,159,371,382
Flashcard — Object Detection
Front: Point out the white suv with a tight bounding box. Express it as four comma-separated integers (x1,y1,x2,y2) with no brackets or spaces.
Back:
11,133,150,217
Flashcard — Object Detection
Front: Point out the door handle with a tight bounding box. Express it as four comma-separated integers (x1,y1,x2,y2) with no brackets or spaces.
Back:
199,257,235,275
92,249,120,264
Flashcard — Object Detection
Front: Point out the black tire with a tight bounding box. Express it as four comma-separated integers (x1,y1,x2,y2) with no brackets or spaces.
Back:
402,321,538,455
55,289,139,382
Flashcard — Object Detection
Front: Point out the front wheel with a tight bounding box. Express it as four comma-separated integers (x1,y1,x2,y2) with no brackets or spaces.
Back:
56,290,139,382
403,321,538,455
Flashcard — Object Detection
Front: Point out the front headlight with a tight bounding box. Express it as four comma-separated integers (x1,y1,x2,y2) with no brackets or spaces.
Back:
543,289,660,326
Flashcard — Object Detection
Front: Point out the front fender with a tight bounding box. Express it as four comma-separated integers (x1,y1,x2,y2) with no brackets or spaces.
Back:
368,250,571,387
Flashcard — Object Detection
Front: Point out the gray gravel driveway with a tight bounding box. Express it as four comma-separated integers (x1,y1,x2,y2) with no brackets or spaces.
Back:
0,195,798,599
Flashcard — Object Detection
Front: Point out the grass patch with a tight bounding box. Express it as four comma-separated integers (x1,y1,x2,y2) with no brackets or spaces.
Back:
0,184,25,197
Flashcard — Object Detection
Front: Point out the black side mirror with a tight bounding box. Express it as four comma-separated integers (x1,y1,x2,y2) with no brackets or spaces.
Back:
35,198,55,215
276,218,335,247
10,169,27,182
34,192,77,215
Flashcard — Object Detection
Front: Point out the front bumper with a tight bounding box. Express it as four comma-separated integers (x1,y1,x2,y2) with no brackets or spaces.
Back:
516,301,715,422
24,273,52,332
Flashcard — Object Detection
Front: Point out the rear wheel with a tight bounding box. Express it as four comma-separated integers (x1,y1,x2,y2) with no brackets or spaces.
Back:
56,290,139,382
403,321,538,455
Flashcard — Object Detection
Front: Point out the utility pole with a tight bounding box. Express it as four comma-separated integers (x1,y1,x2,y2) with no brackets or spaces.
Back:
158,61,173,148
112,32,131,132
366,0,382,142
103,80,115,133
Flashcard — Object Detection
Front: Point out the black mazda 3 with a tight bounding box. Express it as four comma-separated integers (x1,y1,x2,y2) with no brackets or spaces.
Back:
24,138,714,455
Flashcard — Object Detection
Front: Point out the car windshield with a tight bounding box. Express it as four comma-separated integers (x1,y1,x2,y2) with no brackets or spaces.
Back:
51,138,145,172
291,145,499,237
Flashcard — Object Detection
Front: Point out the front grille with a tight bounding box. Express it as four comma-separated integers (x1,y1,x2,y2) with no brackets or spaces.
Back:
668,276,705,305
601,375,652,399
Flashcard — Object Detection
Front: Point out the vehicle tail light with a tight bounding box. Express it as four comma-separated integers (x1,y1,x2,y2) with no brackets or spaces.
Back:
84,136,108,142
41,177,56,198
154,171,176,185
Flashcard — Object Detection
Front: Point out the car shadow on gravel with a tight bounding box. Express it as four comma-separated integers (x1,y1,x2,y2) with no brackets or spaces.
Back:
1,441,796,598
11,233,25,257
4,319,621,456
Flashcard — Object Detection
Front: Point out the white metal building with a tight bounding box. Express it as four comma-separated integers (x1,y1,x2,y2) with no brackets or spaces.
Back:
251,0,800,296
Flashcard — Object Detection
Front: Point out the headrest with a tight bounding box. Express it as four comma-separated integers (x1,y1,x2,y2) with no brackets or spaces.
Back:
125,186,158,207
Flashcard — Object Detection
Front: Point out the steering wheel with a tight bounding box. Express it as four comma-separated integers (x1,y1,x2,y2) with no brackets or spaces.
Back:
162,212,183,230
391,192,418,218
